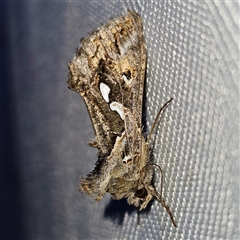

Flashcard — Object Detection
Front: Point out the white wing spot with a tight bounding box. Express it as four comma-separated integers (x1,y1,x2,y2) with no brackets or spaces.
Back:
123,74,132,85
123,155,132,164
100,82,110,103
110,102,125,120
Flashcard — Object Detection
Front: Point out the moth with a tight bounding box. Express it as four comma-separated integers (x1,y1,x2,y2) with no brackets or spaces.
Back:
68,11,176,226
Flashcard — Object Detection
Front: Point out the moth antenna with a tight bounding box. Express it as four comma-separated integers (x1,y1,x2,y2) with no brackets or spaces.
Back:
142,163,164,197
155,193,177,227
147,97,174,143
142,163,177,227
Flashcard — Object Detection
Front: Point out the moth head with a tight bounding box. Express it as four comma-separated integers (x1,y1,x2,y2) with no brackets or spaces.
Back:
127,163,165,211
127,184,156,211
125,164,156,210
127,183,177,227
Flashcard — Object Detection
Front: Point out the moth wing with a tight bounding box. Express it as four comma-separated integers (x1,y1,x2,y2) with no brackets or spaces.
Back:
68,11,146,159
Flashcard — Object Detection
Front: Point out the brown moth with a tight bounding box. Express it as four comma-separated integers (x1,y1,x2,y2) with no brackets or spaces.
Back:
68,11,176,226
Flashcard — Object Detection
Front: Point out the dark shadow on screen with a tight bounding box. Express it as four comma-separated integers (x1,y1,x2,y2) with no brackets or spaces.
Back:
104,197,153,225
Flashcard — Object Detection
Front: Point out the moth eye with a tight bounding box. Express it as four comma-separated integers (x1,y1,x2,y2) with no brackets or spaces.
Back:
135,187,148,199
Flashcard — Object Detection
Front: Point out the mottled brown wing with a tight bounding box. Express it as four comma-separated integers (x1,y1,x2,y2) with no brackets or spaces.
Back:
68,11,146,159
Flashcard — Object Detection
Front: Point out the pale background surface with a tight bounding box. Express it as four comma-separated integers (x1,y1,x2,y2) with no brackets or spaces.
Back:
1,1,239,240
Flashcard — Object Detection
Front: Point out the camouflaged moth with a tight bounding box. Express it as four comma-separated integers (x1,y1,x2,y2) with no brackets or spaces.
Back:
68,11,176,227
